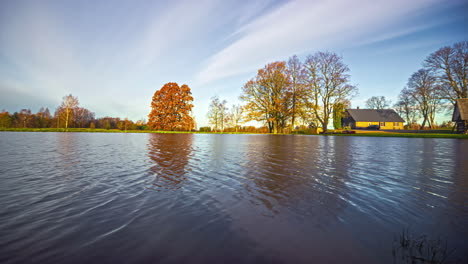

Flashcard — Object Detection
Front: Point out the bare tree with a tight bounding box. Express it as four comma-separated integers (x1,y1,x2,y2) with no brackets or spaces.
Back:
207,96,228,132
59,94,79,130
394,88,419,126
407,69,442,129
303,52,357,132
287,55,306,130
424,41,467,103
74,107,95,128
227,104,244,132
365,96,391,109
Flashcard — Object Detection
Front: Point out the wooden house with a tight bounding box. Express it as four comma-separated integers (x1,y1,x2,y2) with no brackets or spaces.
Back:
452,98,468,134
342,108,405,130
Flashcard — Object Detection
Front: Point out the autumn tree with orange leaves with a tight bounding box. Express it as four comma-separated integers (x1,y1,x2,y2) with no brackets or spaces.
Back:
241,61,292,134
148,82,195,131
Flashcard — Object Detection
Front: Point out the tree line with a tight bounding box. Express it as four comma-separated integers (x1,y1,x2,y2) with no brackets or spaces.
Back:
392,41,467,129
2,41,466,133
206,52,357,133
0,94,147,130
204,41,466,133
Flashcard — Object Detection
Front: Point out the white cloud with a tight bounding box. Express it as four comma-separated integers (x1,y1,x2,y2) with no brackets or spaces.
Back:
195,0,452,85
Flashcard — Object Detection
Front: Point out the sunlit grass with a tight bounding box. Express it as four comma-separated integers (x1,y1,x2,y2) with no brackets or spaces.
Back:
324,131,468,139
1,127,467,139
0,128,262,134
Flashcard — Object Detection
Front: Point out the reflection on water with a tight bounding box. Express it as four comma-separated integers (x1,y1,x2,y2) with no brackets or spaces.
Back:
147,133,193,190
0,132,467,264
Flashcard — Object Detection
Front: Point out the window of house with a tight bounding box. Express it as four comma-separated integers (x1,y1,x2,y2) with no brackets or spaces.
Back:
394,122,399,126
380,122,385,126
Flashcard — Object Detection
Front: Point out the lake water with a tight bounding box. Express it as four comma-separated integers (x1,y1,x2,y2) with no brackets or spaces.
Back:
0,132,467,263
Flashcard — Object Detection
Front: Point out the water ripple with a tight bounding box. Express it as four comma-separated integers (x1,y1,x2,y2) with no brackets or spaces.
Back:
0,132,467,264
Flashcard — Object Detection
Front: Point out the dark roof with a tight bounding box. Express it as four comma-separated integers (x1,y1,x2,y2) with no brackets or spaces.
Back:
346,109,404,122
452,98,468,121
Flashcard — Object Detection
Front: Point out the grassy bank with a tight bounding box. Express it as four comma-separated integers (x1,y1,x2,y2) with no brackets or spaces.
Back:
325,132,468,139
1,127,467,139
0,127,262,134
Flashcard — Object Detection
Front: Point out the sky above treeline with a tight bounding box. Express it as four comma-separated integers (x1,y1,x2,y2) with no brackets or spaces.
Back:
0,0,467,127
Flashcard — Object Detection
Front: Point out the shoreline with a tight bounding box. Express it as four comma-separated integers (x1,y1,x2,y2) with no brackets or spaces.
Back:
1,128,467,139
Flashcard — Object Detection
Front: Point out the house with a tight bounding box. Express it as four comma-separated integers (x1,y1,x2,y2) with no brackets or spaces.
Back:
452,98,468,134
342,108,405,130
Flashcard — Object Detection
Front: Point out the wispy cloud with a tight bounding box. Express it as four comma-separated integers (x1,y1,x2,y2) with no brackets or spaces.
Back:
195,0,457,85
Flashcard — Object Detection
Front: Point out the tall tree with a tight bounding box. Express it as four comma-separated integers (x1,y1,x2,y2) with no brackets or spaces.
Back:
148,82,195,131
58,94,79,130
227,104,244,132
394,88,419,126
424,41,468,102
407,69,442,129
365,96,391,109
240,61,291,133
207,96,228,132
303,52,357,132
287,55,306,130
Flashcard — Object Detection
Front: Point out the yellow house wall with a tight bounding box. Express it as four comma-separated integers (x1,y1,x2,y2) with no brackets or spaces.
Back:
355,121,404,130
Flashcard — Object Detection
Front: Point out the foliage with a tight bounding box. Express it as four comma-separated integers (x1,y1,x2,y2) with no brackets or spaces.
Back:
57,94,79,130
148,82,195,131
333,100,350,129
199,126,211,132
240,61,291,133
0,110,12,128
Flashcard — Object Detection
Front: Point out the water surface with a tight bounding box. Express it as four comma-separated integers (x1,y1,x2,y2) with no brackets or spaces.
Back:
0,132,467,263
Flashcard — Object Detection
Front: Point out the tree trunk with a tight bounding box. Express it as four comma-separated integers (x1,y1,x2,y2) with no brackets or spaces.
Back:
65,109,69,130
420,117,427,129
323,119,328,133
291,94,296,131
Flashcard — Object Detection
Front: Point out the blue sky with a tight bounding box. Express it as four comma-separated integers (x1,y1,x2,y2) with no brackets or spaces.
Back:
0,0,467,127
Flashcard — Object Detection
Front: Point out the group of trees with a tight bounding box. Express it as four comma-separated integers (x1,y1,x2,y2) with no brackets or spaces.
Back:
394,41,467,129
0,94,147,130
204,42,467,133
3,42,465,133
365,96,392,109
206,96,244,132
205,52,357,133
0,108,53,128
203,42,465,133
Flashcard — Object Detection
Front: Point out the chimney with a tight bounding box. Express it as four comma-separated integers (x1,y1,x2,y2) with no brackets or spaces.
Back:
357,106,360,109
